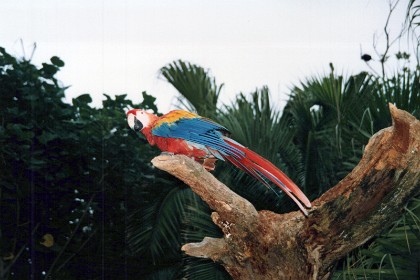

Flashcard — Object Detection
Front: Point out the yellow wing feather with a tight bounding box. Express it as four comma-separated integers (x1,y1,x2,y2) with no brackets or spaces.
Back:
154,110,198,128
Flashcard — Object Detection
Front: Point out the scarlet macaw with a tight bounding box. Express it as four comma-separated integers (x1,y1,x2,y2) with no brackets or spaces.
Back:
127,109,311,215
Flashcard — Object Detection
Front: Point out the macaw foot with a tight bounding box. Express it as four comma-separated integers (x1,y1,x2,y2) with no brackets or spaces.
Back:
202,158,217,171
160,153,216,171
160,152,175,156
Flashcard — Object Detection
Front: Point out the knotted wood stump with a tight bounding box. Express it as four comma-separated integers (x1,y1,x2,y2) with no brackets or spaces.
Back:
152,104,420,280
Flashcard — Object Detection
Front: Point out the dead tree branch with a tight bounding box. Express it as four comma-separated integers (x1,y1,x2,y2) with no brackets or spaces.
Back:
152,104,420,280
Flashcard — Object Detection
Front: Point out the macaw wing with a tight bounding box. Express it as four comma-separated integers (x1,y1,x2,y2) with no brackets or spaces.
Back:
151,113,312,213
152,116,244,158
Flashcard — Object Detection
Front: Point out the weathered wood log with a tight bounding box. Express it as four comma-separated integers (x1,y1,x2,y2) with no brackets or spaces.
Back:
151,104,420,280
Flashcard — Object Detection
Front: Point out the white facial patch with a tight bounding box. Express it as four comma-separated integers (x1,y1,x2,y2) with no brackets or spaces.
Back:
135,110,151,128
127,109,155,131
127,113,136,130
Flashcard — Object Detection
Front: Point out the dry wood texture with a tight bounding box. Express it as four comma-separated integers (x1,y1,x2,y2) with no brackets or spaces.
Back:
151,104,420,280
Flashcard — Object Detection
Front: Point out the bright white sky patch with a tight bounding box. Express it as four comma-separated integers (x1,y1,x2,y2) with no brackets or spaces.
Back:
0,0,410,111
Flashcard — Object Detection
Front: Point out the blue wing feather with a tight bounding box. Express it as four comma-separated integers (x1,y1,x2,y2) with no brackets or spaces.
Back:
152,117,244,158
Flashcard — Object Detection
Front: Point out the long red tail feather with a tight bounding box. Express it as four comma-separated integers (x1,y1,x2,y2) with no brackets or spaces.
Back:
224,139,311,214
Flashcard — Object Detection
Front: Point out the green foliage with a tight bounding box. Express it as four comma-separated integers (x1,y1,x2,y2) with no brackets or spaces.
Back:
333,198,420,280
160,60,223,117
0,47,171,279
161,60,419,279
407,0,420,28
0,48,228,280
216,87,304,212
1,47,418,280
125,172,228,279
368,68,420,131
282,70,379,195
284,65,420,278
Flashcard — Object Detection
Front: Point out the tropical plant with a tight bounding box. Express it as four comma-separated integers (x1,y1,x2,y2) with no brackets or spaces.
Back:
282,68,377,196
159,59,419,279
216,87,305,213
407,0,420,63
369,67,420,130
329,3,420,277
330,69,420,280
333,197,420,280
160,60,223,117
0,47,176,279
2,46,417,279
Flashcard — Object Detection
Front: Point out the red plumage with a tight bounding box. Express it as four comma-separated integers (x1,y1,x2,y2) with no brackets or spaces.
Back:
127,109,312,215
224,138,311,214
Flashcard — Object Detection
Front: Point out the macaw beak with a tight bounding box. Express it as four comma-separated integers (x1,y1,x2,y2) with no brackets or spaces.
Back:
134,117,143,131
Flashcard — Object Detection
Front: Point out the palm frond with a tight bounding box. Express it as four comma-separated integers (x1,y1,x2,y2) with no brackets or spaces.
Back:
160,60,223,117
219,87,303,177
333,195,420,280
182,257,231,280
370,68,420,130
407,0,420,28
283,70,378,196
216,87,305,212
144,265,181,280
177,186,229,279
126,185,188,263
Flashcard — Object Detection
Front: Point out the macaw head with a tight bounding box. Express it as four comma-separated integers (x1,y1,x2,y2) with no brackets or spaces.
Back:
126,109,157,131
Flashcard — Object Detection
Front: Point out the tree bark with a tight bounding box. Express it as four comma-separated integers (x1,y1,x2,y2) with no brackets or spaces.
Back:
151,104,420,280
